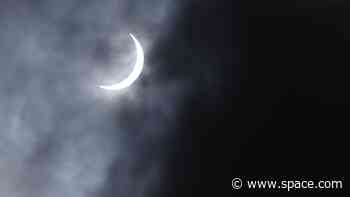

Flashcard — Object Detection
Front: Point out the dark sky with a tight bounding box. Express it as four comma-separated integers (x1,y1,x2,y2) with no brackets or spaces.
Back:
237,0,346,194
168,0,346,196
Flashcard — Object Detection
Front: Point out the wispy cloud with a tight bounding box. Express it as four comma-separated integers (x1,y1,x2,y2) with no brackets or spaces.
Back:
0,0,186,196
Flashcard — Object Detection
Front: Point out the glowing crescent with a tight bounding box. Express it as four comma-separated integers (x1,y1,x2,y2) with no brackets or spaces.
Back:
99,33,144,90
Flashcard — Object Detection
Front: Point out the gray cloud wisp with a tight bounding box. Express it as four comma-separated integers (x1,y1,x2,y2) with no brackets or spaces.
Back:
0,0,186,196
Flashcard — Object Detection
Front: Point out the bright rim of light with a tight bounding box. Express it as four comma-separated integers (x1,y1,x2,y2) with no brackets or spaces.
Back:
99,33,144,91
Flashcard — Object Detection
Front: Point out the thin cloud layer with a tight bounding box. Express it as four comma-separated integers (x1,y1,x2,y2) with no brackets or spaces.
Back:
0,0,186,197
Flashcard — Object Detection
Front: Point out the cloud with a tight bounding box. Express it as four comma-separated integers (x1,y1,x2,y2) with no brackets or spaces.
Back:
0,0,186,196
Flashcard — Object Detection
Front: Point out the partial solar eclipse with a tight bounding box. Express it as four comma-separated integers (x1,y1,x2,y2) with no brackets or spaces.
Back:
99,33,144,91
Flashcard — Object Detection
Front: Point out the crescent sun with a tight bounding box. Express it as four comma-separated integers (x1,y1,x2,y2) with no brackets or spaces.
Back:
99,33,144,91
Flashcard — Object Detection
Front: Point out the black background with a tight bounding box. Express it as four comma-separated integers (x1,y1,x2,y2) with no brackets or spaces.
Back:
161,0,347,196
